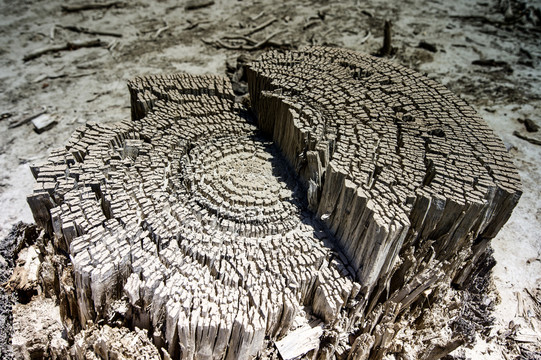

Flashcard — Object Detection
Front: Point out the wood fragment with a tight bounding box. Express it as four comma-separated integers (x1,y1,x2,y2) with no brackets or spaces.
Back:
215,30,285,51
275,323,324,359
86,90,111,103
472,59,510,67
361,10,373,17
418,40,437,52
184,0,214,11
250,11,265,22
221,34,258,45
4,246,41,301
8,110,47,129
31,114,57,133
61,1,125,12
33,73,66,83
512,333,541,343
60,25,122,38
379,20,393,56
303,19,321,30
184,20,210,30
23,39,107,62
154,25,170,39
513,130,541,145
525,288,541,307
243,17,277,36
360,30,371,44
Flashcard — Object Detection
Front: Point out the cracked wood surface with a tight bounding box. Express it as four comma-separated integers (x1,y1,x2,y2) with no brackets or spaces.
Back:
26,47,521,359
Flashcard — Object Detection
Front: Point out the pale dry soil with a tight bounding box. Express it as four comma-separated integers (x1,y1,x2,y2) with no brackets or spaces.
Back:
0,0,540,359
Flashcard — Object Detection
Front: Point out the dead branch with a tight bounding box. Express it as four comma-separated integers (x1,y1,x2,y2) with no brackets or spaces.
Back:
185,0,214,11
60,25,122,38
86,90,111,103
61,1,125,12
303,19,321,30
214,30,285,51
23,39,107,61
250,11,265,22
360,30,371,44
107,39,118,51
33,72,66,83
513,131,541,146
8,111,47,129
184,20,210,30
154,25,170,38
243,17,277,36
221,34,258,45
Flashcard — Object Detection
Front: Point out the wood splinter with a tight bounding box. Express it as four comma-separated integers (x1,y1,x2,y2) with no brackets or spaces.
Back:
23,39,107,61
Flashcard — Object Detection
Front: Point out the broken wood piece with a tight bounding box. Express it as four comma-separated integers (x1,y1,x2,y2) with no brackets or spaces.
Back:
378,20,393,57
359,30,371,44
33,72,66,83
250,11,265,22
215,30,285,51
34,70,98,83
472,59,513,73
243,17,277,36
86,91,111,103
472,59,510,67
303,19,321,30
23,39,107,61
8,110,47,129
275,322,324,360
184,0,214,11
512,332,541,343
61,1,125,12
50,24,56,40
184,19,210,30
31,114,57,133
221,34,257,45
60,25,122,38
513,130,541,145
418,40,437,52
154,25,170,39
5,245,41,302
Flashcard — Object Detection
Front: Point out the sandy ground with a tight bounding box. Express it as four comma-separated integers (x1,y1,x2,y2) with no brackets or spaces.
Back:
0,0,540,358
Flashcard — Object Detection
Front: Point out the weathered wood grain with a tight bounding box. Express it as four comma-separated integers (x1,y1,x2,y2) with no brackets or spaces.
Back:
27,47,521,359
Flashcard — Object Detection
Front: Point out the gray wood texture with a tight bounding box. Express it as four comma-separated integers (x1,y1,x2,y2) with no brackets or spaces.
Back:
27,47,521,359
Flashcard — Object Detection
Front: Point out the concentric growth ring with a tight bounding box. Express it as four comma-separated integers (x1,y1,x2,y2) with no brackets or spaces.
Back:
26,47,521,359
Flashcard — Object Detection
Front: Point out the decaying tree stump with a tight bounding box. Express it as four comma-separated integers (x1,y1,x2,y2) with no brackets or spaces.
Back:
27,47,521,359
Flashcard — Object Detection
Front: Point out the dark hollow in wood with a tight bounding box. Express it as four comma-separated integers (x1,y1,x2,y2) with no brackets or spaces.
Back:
27,47,521,359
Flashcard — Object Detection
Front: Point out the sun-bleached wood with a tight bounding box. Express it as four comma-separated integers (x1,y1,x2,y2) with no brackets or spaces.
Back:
27,47,521,359
247,46,521,299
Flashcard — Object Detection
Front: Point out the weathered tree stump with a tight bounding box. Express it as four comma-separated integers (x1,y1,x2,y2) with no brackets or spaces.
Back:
27,47,521,359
